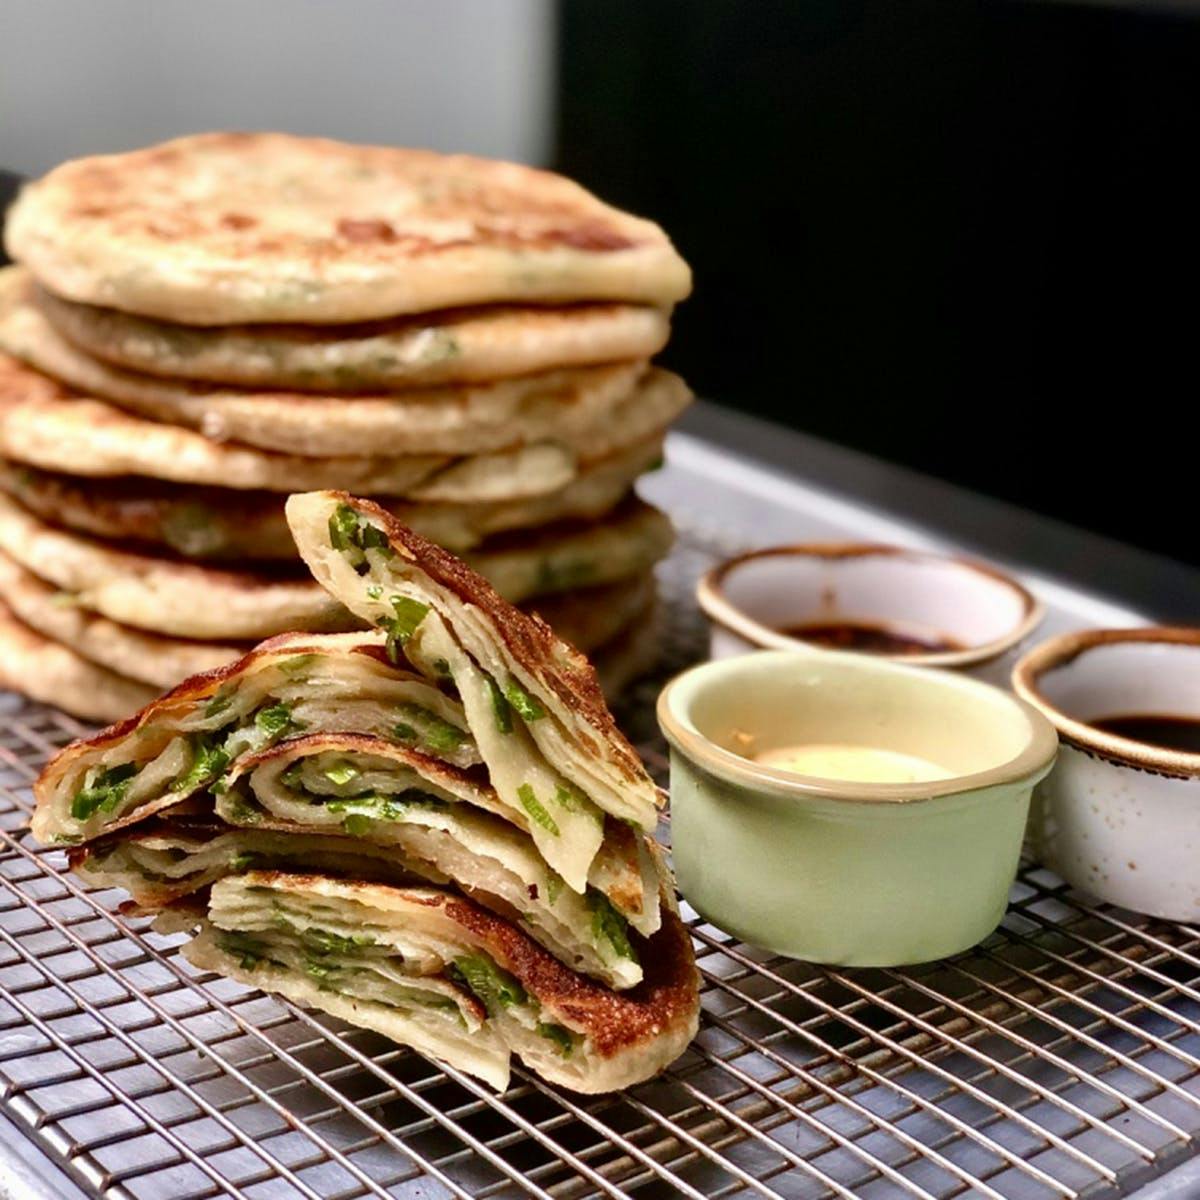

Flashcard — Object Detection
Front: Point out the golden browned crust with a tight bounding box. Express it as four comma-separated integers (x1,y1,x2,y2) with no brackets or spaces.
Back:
241,871,698,1060
322,492,653,791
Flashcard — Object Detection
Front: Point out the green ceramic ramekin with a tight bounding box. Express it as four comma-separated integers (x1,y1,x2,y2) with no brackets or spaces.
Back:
658,648,1058,966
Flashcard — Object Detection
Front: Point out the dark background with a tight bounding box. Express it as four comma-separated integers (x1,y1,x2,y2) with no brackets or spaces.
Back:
557,0,1198,565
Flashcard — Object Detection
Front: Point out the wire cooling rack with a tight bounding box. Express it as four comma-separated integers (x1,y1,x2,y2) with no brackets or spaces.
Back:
1,519,1199,1200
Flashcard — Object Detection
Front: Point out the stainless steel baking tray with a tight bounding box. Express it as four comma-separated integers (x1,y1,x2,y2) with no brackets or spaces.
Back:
2,431,1196,1200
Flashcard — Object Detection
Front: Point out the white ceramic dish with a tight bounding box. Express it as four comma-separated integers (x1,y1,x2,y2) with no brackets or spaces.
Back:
697,544,1044,678
1013,627,1200,922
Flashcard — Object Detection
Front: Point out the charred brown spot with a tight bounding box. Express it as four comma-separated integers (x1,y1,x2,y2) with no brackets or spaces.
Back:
219,213,257,231
472,221,635,253
542,223,635,252
337,218,399,244
143,146,184,167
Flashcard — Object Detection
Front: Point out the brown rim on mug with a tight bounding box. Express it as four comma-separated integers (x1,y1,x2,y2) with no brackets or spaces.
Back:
697,543,1045,668
1012,625,1200,780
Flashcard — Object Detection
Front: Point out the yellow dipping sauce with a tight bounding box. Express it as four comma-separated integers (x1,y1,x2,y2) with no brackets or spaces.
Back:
756,744,952,784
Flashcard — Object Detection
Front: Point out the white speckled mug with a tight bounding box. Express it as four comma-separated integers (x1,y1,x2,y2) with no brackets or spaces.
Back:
1013,627,1200,922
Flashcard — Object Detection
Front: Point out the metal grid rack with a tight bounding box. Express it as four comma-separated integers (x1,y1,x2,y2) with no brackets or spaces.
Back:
1,521,1198,1200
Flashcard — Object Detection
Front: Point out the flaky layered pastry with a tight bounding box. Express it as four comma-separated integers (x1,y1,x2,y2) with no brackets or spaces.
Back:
74,734,658,993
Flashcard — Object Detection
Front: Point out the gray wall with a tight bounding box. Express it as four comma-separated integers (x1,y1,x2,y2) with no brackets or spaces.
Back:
1,0,556,175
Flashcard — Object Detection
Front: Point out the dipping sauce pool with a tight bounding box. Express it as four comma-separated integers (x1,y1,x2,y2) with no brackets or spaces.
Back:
755,744,953,784
1090,713,1200,754
777,620,964,657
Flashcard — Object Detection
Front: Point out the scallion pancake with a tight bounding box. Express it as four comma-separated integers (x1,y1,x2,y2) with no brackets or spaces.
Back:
0,274,691,458
36,282,671,390
5,132,692,323
0,435,662,560
182,872,698,1092
32,631,664,931
0,493,351,639
0,352,447,494
0,550,244,688
74,749,655,992
286,492,664,837
0,490,669,641
0,599,156,722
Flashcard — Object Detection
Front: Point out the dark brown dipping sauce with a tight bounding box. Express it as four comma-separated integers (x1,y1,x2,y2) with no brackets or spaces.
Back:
779,620,965,655
1091,713,1200,754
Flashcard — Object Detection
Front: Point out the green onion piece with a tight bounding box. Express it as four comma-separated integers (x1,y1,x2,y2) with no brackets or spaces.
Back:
302,927,374,955
326,790,445,824
376,595,430,663
276,653,317,676
219,931,268,970
360,522,392,554
504,679,545,722
328,503,394,575
229,852,257,873
392,722,417,744
304,958,335,983
450,954,527,1014
171,735,230,794
328,504,360,553
323,761,360,787
537,1022,574,1056
71,763,138,822
485,677,512,734
552,782,595,816
204,687,235,719
342,813,372,837
588,890,635,961
545,874,564,906
393,703,466,753
223,793,261,825
255,702,302,739
517,784,560,836
389,595,429,638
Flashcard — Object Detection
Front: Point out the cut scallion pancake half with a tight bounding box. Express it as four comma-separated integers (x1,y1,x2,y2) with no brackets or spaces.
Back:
182,872,699,1092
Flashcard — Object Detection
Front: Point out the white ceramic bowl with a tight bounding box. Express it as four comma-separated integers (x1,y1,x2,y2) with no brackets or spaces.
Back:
697,544,1044,676
1013,627,1200,921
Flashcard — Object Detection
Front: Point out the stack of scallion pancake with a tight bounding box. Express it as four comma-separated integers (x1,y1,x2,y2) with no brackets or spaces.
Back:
0,133,692,720
32,492,700,1092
